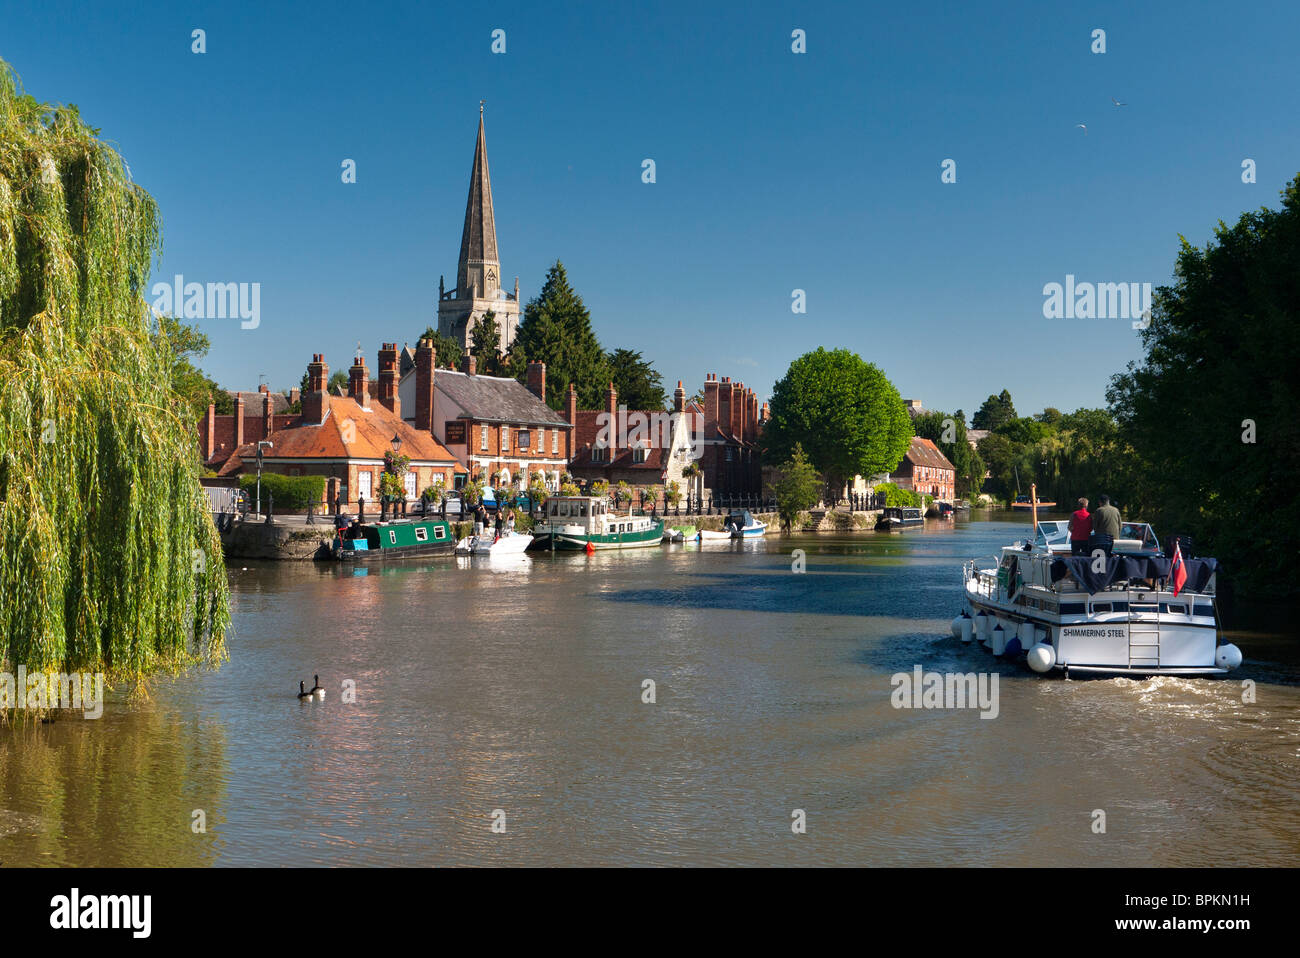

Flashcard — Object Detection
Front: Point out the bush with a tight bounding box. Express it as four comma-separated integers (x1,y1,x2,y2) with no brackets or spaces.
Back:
238,473,326,509
874,481,922,509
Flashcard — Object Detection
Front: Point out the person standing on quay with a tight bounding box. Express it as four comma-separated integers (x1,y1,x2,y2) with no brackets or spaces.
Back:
1070,497,1091,555
1090,495,1122,556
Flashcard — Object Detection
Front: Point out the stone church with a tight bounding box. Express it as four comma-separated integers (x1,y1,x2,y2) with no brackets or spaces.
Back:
436,105,521,352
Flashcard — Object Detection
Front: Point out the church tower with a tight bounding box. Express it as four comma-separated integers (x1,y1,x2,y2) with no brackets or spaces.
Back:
437,104,520,354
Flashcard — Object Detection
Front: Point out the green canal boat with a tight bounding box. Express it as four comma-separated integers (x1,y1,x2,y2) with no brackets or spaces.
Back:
333,517,456,561
530,496,664,551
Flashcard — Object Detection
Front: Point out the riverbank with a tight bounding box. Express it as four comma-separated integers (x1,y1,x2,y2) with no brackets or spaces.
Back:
217,509,907,559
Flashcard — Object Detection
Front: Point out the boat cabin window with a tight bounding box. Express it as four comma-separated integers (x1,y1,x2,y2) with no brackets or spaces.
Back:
415,526,428,542
1167,603,1187,614
579,503,589,517
433,526,446,540
388,530,397,545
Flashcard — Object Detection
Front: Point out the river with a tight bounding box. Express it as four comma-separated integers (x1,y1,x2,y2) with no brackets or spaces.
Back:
2,514,1297,866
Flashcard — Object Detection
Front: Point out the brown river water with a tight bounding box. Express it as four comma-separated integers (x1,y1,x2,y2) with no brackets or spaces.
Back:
1,514,1297,866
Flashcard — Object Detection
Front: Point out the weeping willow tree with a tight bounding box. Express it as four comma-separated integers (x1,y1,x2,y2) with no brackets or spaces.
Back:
0,59,228,685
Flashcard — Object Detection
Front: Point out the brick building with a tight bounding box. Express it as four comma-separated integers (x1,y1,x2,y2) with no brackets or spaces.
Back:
199,384,300,474
567,380,704,493
200,349,460,510
698,374,763,497
890,436,957,503
397,340,573,489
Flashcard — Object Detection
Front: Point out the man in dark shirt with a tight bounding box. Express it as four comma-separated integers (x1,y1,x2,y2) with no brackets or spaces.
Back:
1090,495,1121,556
1069,497,1091,555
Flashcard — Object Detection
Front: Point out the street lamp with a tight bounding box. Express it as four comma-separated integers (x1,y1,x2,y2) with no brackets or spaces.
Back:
391,433,402,456
255,440,273,516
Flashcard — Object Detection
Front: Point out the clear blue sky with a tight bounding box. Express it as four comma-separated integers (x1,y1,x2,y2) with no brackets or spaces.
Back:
5,0,1298,418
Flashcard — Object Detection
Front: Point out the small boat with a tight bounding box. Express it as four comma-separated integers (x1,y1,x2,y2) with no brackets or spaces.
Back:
875,507,924,530
1011,494,1057,510
333,518,455,561
696,528,732,542
957,519,1242,677
529,496,664,550
938,502,955,518
725,510,767,539
456,531,533,556
664,525,697,542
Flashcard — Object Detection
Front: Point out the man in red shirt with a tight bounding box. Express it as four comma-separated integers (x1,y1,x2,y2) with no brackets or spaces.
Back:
1069,498,1091,555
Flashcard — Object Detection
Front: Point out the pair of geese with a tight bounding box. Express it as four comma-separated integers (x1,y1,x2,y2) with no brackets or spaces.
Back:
297,675,325,702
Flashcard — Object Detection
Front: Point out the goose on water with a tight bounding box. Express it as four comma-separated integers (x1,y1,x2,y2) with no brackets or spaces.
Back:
310,675,325,700
297,681,314,702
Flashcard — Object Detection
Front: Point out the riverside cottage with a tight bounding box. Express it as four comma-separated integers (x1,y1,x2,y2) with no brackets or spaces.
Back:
199,348,460,511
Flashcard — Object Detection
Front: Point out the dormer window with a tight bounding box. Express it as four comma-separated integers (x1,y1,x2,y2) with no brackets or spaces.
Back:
632,445,648,464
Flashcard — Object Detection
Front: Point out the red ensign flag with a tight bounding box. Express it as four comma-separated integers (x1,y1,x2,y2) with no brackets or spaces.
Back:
1170,540,1188,597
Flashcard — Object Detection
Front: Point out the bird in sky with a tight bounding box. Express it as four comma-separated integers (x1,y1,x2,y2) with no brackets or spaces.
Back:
1076,123,1088,135
1111,97,1127,107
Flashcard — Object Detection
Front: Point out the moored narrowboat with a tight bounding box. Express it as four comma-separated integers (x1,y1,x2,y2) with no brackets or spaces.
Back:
333,517,456,561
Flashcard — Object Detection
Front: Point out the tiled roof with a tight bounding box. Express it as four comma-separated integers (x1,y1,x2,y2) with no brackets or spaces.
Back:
236,396,458,467
435,370,569,426
229,390,292,413
902,436,955,472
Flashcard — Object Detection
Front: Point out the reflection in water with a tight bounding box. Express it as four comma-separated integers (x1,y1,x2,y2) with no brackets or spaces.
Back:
0,702,227,866
2,515,1297,866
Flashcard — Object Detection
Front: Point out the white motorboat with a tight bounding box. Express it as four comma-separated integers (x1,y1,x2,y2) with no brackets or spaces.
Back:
455,531,533,556
725,509,767,539
956,519,1242,677
696,529,732,542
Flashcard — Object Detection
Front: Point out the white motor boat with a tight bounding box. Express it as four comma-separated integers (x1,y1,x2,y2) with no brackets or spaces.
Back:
696,529,732,542
455,531,533,557
956,519,1242,677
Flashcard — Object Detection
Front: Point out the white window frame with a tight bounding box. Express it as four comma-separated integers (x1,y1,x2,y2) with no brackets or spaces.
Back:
501,425,510,452
358,470,372,500
480,424,488,451
552,430,558,455
404,470,416,498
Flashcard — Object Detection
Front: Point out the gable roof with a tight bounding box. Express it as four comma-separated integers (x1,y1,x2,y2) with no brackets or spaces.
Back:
249,396,458,465
229,390,291,413
434,369,569,427
901,436,956,472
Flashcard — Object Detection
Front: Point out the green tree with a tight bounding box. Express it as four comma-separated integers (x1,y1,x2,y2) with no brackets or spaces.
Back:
151,314,227,423
0,59,228,680
469,310,502,375
1108,175,1300,592
971,390,1017,431
769,443,822,532
764,347,913,497
418,326,463,371
509,261,610,410
607,348,667,409
912,409,983,498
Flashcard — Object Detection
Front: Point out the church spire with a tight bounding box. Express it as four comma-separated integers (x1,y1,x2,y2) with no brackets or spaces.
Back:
456,103,499,300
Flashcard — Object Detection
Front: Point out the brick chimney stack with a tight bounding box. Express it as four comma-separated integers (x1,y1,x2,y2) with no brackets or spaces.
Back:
526,361,546,403
733,381,745,441
704,374,719,433
377,342,401,417
718,377,732,439
234,394,245,448
564,382,578,460
204,404,216,461
461,354,476,376
414,338,436,433
303,355,330,425
564,381,577,424
674,380,685,414
605,381,618,458
261,388,274,440
348,352,370,406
